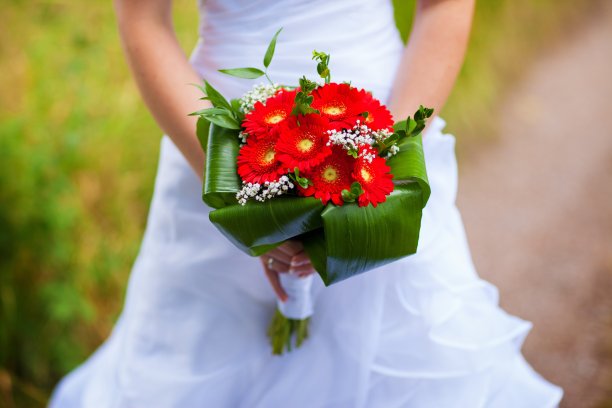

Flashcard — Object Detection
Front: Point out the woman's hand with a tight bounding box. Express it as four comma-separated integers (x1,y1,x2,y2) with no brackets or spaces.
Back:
260,241,315,301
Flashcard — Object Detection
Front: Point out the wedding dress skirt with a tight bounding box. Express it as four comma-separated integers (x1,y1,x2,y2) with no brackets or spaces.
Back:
50,0,563,406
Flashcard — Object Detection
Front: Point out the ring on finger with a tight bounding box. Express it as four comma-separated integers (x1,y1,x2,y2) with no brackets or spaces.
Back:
267,257,275,269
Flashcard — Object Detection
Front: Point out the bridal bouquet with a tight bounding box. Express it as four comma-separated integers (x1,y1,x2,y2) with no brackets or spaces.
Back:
192,29,432,354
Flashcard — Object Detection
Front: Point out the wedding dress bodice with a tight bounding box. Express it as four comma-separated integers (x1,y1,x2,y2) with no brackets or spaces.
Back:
192,0,404,102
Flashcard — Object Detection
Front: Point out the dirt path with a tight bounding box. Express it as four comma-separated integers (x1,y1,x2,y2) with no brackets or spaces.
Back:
456,4,612,407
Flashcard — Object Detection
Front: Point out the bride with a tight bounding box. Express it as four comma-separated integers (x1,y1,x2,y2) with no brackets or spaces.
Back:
50,0,563,406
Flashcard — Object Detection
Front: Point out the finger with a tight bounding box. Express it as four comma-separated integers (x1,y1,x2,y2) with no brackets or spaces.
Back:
297,269,316,277
267,257,290,273
289,263,314,274
260,258,288,302
277,240,304,257
290,252,311,267
264,248,292,264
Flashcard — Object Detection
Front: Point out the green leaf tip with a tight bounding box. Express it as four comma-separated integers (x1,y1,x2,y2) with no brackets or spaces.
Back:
218,67,265,79
312,50,331,84
263,27,283,69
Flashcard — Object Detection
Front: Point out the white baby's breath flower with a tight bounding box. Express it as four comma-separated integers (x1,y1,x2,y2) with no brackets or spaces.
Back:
235,175,294,205
238,131,249,145
239,83,282,114
385,144,400,158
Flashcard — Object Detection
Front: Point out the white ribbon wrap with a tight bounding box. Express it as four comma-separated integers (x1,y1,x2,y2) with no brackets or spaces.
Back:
277,273,314,320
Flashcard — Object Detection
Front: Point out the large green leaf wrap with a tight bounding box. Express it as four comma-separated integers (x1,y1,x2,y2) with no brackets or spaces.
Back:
199,121,430,286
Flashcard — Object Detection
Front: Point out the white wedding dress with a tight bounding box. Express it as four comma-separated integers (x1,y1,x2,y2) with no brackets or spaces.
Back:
50,0,563,407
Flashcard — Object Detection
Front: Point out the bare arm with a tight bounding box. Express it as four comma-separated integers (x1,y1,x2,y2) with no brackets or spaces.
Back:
114,0,207,175
388,0,475,121
115,0,308,298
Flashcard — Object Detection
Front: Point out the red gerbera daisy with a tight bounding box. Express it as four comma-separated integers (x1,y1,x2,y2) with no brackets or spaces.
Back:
311,83,367,130
237,136,285,184
276,114,332,172
353,146,394,207
359,91,394,131
299,146,355,206
243,89,297,139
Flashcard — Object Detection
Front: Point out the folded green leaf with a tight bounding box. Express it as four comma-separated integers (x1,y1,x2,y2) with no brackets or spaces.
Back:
263,28,283,69
317,183,425,285
386,133,430,207
209,196,324,256
204,81,232,110
202,124,242,209
196,116,211,153
202,112,241,130
196,116,211,181
219,67,266,79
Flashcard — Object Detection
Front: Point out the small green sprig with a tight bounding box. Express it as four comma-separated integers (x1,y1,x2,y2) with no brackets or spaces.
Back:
291,77,320,116
288,167,312,189
341,182,364,203
393,105,435,139
312,50,331,84
190,81,243,130
376,105,434,156
216,28,283,85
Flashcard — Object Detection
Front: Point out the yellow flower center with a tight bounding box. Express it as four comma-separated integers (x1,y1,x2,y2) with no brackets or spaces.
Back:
265,110,286,124
365,113,374,123
262,149,275,164
297,138,314,153
322,102,346,116
360,168,372,182
322,165,338,182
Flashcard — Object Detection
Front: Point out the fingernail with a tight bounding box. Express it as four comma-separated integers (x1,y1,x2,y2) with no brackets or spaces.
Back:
291,260,309,266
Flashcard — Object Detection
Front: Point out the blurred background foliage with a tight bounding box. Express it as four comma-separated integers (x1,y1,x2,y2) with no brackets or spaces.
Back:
0,0,597,406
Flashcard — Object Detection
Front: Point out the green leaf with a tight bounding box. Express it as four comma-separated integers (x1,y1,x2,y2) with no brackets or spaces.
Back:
386,133,430,206
203,81,231,110
263,28,283,68
196,116,211,152
190,107,228,117
292,78,320,116
218,67,266,79
196,116,211,181
316,184,425,285
312,50,331,83
202,111,241,130
230,98,242,112
340,182,364,203
202,124,242,209
350,181,364,196
341,189,356,203
209,196,324,255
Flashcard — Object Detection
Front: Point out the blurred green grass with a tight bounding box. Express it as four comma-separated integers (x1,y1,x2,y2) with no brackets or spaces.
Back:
0,0,597,406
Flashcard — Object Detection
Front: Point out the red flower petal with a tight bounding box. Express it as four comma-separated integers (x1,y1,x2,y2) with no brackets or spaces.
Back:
237,136,286,184
276,114,332,172
353,145,394,207
298,146,356,206
243,89,297,139
358,91,394,131
311,83,367,130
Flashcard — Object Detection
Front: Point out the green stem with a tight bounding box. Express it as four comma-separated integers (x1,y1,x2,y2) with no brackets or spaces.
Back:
267,308,311,355
264,71,274,86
